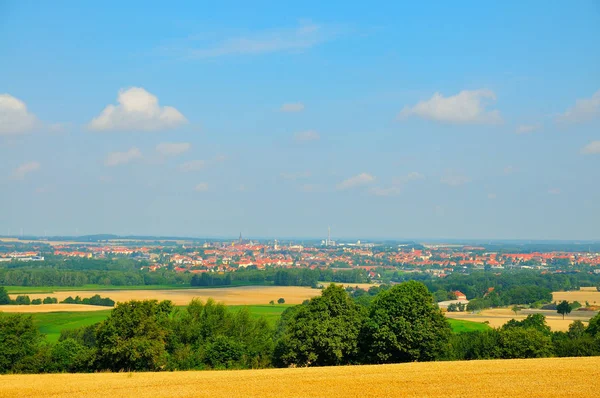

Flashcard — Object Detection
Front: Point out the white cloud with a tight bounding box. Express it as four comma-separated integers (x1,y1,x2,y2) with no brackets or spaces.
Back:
89,87,187,132
557,90,600,124
440,172,471,187
195,183,209,192
105,147,142,166
179,160,205,172
516,123,542,134
156,142,191,156
294,130,320,142
581,141,600,155
12,161,40,179
280,171,311,180
0,94,39,135
169,22,329,59
336,173,375,190
398,89,502,124
281,102,305,112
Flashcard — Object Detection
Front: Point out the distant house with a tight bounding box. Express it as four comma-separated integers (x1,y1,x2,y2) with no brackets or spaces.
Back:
453,291,467,300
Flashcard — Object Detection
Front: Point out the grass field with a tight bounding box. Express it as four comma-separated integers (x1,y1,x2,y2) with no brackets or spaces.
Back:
1,357,598,398
30,311,112,343
447,318,491,333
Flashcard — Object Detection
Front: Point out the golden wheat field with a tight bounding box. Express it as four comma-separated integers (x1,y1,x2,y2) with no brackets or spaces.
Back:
445,308,597,331
0,357,598,398
552,290,600,305
6,286,321,311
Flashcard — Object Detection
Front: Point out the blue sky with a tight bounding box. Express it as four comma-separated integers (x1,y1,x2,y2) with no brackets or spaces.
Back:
1,1,599,240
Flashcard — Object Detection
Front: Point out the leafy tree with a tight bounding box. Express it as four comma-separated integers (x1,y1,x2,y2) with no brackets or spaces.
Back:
503,313,552,336
0,314,42,372
277,298,285,304
511,305,521,316
50,338,93,372
586,312,600,337
31,299,42,305
95,300,173,371
14,295,31,305
360,281,451,363
556,300,572,320
0,287,10,305
43,297,58,304
567,320,586,339
269,300,275,305
274,284,364,367
498,328,553,359
203,335,244,369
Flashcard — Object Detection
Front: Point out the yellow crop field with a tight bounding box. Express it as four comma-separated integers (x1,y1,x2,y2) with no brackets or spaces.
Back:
553,290,600,305
0,357,598,398
0,304,106,313
6,286,321,310
445,308,597,331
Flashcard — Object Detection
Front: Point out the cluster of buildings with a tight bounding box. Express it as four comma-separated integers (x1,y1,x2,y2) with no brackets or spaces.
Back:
2,238,600,277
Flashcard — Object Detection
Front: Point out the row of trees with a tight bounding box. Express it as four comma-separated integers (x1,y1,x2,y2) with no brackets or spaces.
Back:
2,281,600,374
61,295,115,307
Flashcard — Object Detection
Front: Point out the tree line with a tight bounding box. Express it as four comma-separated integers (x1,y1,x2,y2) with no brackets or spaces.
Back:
1,281,599,374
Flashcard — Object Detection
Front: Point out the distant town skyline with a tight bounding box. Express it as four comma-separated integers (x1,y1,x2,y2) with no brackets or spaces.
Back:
1,2,599,240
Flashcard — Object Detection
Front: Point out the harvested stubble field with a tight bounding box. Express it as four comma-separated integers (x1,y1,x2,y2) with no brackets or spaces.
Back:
0,357,598,398
552,290,600,305
5,286,321,311
445,307,597,331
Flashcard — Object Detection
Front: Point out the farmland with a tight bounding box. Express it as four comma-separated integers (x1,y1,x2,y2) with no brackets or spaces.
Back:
5,304,486,342
445,307,597,331
0,357,598,398
552,290,600,305
7,285,322,306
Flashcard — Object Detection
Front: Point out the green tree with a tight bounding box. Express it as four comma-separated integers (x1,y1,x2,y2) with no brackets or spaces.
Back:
274,284,364,367
360,281,451,363
277,298,285,304
14,295,31,305
586,312,600,337
0,287,10,305
567,320,586,339
556,300,572,320
498,328,553,359
95,300,173,372
0,314,42,373
511,305,521,316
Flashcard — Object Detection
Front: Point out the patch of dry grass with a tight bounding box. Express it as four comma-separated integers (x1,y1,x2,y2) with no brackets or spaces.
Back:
0,304,107,313
8,286,321,308
553,290,600,305
445,308,597,331
0,357,598,398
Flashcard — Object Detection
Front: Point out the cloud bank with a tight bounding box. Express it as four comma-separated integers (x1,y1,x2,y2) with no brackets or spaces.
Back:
0,94,39,135
398,90,502,124
89,87,187,132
